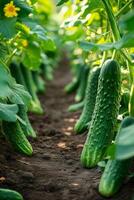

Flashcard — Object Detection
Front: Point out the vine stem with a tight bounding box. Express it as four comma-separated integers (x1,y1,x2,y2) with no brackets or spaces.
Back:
116,0,133,18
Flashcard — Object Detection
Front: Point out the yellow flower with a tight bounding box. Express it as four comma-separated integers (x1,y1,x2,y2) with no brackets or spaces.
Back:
22,39,28,47
4,1,20,18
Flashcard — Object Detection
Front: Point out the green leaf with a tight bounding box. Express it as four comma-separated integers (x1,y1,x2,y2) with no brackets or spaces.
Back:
115,125,134,160
0,18,17,39
79,32,134,52
0,61,13,100
14,0,33,17
83,0,103,14
119,10,134,32
0,103,18,122
22,42,41,70
57,0,69,6
79,41,115,52
9,84,32,107
42,37,56,51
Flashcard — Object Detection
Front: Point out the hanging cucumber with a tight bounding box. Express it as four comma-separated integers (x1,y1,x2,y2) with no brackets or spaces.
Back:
68,100,84,112
21,64,43,114
0,189,23,200
99,116,134,197
10,63,28,90
18,105,36,138
32,71,46,94
42,63,54,81
75,66,90,102
64,65,83,94
3,120,33,156
81,59,121,168
74,67,100,134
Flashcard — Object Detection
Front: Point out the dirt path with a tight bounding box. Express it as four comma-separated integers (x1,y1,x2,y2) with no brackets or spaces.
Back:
0,59,134,200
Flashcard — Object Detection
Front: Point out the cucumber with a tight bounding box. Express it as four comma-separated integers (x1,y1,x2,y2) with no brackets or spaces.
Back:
75,66,90,102
21,65,43,114
81,59,121,168
0,189,23,200
99,116,134,197
64,65,83,94
18,105,36,138
42,64,53,81
74,67,100,134
10,63,28,90
3,121,33,156
32,71,45,93
68,100,84,112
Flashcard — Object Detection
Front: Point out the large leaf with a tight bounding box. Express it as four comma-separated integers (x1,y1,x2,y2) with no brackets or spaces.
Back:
9,83,31,107
0,103,18,122
0,18,17,39
115,125,134,160
119,10,134,32
22,42,41,70
79,32,134,52
0,61,13,99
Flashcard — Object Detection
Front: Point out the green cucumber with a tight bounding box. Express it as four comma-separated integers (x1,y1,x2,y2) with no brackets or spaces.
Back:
64,65,83,94
21,65,43,114
10,63,28,90
0,189,23,200
81,59,121,168
42,64,53,81
3,121,33,156
68,100,84,112
18,105,36,138
75,66,90,102
32,71,45,93
74,67,100,134
99,116,134,197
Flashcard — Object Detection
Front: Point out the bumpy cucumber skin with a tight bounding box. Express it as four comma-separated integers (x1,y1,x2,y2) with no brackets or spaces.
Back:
3,121,33,156
81,60,121,168
68,100,84,112
99,116,134,197
75,67,89,102
0,189,23,200
18,105,36,138
74,67,100,134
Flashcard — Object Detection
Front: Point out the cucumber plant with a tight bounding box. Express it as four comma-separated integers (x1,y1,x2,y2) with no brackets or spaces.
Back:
58,0,134,198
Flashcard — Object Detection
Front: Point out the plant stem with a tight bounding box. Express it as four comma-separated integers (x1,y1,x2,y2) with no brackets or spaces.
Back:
101,0,120,41
116,0,133,18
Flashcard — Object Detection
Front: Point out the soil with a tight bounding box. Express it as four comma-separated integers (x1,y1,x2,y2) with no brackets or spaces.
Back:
0,57,134,200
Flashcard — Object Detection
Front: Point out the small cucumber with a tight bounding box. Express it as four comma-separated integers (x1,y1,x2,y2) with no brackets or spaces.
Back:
74,67,100,134
75,66,90,102
3,121,33,156
18,105,36,138
68,100,84,112
64,65,83,94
